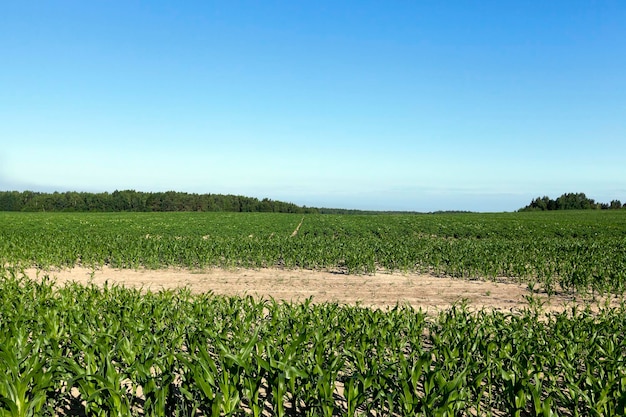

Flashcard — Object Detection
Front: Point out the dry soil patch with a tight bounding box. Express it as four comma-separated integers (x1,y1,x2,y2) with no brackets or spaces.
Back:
24,266,592,312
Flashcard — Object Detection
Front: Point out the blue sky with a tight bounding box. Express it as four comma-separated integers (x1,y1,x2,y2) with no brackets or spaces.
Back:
1,1,624,212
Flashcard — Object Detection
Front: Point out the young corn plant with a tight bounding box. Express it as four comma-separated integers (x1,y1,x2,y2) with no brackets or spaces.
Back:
0,328,57,417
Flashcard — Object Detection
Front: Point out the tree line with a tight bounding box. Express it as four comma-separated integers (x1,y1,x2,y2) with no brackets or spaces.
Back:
519,192,624,211
3,190,622,214
0,190,319,213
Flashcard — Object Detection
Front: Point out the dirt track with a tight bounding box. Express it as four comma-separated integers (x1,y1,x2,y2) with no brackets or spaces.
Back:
24,266,591,312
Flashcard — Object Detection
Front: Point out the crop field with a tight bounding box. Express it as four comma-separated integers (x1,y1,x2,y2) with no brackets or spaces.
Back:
1,210,626,294
1,210,626,415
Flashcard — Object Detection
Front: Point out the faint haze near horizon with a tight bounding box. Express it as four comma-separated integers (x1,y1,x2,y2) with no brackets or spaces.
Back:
1,1,625,212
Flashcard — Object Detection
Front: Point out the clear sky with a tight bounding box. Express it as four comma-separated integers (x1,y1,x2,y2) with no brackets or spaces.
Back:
1,1,624,212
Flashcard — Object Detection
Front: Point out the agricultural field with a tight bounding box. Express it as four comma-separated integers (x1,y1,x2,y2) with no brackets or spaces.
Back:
1,210,626,415
1,210,626,294
1,269,626,416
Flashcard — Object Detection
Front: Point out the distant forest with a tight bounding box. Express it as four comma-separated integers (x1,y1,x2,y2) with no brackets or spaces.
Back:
2,190,623,214
519,192,624,211
0,190,319,213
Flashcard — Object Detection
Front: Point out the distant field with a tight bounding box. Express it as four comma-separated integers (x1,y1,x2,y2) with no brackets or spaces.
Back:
2,210,625,294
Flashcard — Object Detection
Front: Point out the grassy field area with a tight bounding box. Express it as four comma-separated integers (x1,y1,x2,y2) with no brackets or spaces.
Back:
1,211,626,415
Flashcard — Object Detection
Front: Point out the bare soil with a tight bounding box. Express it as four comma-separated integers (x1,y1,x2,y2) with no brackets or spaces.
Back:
24,266,600,312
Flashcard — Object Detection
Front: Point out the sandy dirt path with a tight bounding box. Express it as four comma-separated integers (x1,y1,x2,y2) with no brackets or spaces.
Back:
23,266,591,312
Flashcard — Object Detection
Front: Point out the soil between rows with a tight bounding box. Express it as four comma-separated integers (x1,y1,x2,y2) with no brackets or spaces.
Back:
24,266,594,312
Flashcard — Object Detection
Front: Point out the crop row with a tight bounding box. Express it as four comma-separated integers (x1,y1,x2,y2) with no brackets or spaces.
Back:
1,268,625,416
